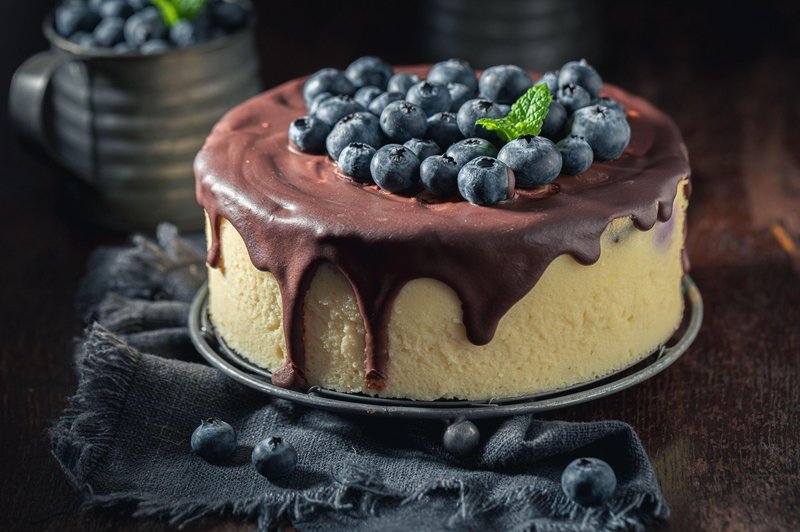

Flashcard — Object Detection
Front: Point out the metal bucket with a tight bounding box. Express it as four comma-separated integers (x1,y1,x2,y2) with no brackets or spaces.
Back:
422,0,603,71
9,13,262,231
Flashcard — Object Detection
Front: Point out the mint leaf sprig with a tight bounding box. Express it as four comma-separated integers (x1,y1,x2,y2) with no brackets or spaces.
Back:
476,83,553,142
152,0,209,27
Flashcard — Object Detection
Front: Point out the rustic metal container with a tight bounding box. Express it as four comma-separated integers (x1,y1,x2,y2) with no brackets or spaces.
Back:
10,12,262,231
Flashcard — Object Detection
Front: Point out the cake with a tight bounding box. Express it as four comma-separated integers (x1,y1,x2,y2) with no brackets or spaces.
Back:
194,59,691,401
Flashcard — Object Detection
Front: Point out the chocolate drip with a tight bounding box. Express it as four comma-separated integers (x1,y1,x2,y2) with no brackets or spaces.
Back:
194,66,691,391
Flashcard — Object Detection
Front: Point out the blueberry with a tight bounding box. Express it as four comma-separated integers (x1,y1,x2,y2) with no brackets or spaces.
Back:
325,112,383,160
307,92,333,114
478,65,532,104
55,5,101,37
367,91,404,116
288,115,330,154
354,85,382,108
99,0,134,18
406,81,452,117
446,82,473,113
370,144,420,193
427,59,478,93
314,94,365,127
568,105,631,161
457,156,514,206
114,41,133,52
70,31,97,47
420,155,460,198
496,103,511,116
345,56,393,90
425,112,463,150
590,96,625,114
170,19,209,48
497,136,562,187
303,68,355,106
557,135,593,175
337,142,376,183
93,17,125,47
558,59,603,99
540,100,567,141
442,419,481,457
379,100,427,143
557,83,591,113
445,137,498,167
139,38,169,54
88,0,106,11
126,0,151,10
456,99,503,140
191,418,236,462
536,70,559,95
561,457,617,506
210,0,249,31
251,436,297,479
123,7,166,47
387,73,420,94
403,138,441,161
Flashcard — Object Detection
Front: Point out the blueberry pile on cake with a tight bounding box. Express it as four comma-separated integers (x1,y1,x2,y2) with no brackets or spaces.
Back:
195,57,691,400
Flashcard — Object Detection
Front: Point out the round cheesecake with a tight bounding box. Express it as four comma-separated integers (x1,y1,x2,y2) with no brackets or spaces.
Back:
195,65,691,401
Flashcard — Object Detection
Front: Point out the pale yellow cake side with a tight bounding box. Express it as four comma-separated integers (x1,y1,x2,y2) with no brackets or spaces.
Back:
206,180,688,400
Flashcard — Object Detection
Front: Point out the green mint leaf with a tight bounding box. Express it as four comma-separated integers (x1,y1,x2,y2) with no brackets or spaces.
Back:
152,0,209,27
475,83,553,141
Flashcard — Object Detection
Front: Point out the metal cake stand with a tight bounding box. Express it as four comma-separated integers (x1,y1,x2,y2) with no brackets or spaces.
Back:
188,276,702,455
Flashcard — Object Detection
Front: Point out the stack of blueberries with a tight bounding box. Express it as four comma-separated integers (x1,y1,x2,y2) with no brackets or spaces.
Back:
289,57,631,206
54,0,249,54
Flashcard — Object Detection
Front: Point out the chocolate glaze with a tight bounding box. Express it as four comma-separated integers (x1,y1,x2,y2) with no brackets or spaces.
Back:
195,66,691,391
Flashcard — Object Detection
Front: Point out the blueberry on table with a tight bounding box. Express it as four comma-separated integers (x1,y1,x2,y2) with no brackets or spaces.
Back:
93,17,126,48
497,136,562,187
446,82,473,113
420,155,460,198
251,436,298,479
536,70,560,95
191,418,236,462
370,144,420,193
557,135,594,175
209,0,249,31
456,99,504,140
379,100,428,143
123,7,167,47
345,56,393,90
288,115,330,154
354,85,383,108
337,142,376,183
98,0,134,19
569,104,631,161
558,59,603,99
406,81,452,117
557,83,592,113
445,137,498,168
425,112,463,150
56,4,101,37
478,64,533,104
561,457,617,506
457,156,514,206
367,91,404,116
314,94,365,127
139,39,170,54
442,419,481,457
303,68,355,106
325,111,383,160
540,100,568,141
427,58,478,93
387,73,421,95
403,138,441,161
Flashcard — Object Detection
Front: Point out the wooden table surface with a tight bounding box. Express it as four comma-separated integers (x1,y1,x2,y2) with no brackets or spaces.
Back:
2,2,799,531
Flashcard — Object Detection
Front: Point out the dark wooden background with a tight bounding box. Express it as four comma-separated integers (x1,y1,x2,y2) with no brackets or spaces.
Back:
2,1,799,530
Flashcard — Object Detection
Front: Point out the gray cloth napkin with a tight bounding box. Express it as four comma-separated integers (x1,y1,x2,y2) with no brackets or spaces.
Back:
53,224,670,531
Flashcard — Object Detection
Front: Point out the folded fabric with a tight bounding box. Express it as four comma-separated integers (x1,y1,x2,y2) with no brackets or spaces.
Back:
52,225,670,531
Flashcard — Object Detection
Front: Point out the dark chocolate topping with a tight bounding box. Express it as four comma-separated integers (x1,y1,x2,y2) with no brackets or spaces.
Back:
195,66,691,391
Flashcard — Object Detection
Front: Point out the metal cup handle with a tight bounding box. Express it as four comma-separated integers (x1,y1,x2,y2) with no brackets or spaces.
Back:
9,50,71,160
